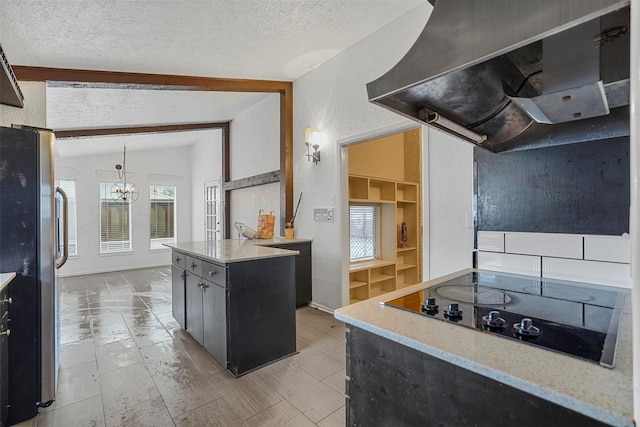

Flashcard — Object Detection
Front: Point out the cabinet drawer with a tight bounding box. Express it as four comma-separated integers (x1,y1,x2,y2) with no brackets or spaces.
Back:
186,256,203,277
203,261,226,287
172,252,186,269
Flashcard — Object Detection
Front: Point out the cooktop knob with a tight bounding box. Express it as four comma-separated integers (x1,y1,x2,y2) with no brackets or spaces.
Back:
513,318,541,337
482,310,505,328
421,297,439,314
445,302,463,318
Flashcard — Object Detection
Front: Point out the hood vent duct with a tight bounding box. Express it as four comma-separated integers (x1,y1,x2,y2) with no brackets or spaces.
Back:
0,43,24,108
367,0,630,153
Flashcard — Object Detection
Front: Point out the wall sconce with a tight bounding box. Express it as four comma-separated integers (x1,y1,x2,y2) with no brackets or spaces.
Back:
304,127,321,165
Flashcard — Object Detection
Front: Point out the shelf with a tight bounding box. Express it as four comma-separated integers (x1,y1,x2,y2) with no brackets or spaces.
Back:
369,287,393,298
349,280,368,289
349,259,395,272
369,273,394,284
396,263,416,271
397,182,418,202
349,176,369,200
397,247,417,252
350,199,395,204
396,281,415,290
397,199,417,204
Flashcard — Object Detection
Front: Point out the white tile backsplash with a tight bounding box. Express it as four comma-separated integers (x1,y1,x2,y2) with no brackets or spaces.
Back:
477,231,505,252
477,252,541,276
505,232,583,259
584,235,630,263
542,257,630,288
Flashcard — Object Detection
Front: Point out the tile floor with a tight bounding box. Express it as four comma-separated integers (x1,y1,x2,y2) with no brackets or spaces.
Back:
14,267,347,427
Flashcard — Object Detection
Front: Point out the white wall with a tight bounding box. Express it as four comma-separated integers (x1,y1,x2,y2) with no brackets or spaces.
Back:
229,93,281,233
0,81,46,127
190,130,223,240
292,2,473,310
56,146,192,276
426,129,474,278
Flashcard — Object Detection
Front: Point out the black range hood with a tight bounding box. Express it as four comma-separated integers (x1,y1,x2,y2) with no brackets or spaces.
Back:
0,43,24,108
367,0,630,153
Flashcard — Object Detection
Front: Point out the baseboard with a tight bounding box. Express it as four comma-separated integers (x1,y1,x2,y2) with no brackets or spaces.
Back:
308,301,335,315
57,263,171,277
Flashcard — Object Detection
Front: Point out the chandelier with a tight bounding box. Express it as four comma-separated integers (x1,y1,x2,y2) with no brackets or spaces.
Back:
111,145,139,203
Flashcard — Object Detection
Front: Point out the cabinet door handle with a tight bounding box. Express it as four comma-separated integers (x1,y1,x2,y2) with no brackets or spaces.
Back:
2,297,12,304
175,256,181,263
202,284,210,290
1,329,10,337
191,262,197,270
180,272,186,280
197,282,205,288
208,271,216,277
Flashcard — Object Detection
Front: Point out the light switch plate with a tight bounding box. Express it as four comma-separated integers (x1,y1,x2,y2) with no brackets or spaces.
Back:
314,208,334,222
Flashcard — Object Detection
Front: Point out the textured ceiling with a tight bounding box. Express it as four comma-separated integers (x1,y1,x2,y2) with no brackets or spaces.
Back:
0,0,425,80
46,86,273,129
1,0,427,156
56,129,221,158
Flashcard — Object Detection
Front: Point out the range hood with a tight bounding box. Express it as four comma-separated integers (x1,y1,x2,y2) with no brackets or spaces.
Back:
367,0,631,153
0,43,24,108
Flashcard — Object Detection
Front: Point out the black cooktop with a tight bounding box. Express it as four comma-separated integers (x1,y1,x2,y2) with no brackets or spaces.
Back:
384,271,627,367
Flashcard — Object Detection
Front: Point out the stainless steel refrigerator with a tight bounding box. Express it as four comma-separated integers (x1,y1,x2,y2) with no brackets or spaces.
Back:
0,125,68,425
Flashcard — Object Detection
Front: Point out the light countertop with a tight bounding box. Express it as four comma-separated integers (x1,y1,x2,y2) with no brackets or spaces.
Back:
165,239,306,264
334,268,633,427
0,272,16,292
250,237,312,246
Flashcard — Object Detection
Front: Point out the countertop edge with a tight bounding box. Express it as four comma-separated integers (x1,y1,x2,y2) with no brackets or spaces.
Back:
165,240,300,264
334,268,633,427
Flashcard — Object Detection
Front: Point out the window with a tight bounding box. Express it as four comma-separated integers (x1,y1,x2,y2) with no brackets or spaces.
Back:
100,182,131,253
150,184,176,249
57,180,78,256
349,205,378,261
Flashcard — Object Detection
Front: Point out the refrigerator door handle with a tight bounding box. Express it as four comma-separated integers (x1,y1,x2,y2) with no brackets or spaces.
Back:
55,185,69,269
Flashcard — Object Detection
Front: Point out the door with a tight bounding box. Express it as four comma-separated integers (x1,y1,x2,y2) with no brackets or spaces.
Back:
204,180,222,244
202,280,227,365
185,272,204,345
171,266,186,329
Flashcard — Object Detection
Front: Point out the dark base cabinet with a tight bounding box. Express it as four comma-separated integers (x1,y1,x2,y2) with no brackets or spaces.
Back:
0,285,9,427
171,249,296,376
171,265,186,329
346,326,609,427
261,242,312,306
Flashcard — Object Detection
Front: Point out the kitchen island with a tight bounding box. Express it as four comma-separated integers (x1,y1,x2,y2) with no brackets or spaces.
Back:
167,240,298,376
334,268,633,426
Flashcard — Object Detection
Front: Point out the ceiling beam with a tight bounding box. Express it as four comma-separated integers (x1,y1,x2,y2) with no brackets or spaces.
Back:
12,66,291,93
13,66,295,235
55,122,228,139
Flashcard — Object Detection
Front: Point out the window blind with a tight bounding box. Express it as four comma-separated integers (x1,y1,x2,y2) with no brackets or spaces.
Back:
99,182,131,253
150,184,176,250
349,205,377,261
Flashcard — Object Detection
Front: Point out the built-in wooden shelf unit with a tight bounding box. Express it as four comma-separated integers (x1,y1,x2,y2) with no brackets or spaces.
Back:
347,128,422,304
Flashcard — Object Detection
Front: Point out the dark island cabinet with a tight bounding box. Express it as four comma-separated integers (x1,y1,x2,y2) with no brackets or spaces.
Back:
262,241,312,306
185,271,205,345
345,326,610,427
0,284,9,427
171,266,186,329
170,248,296,376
